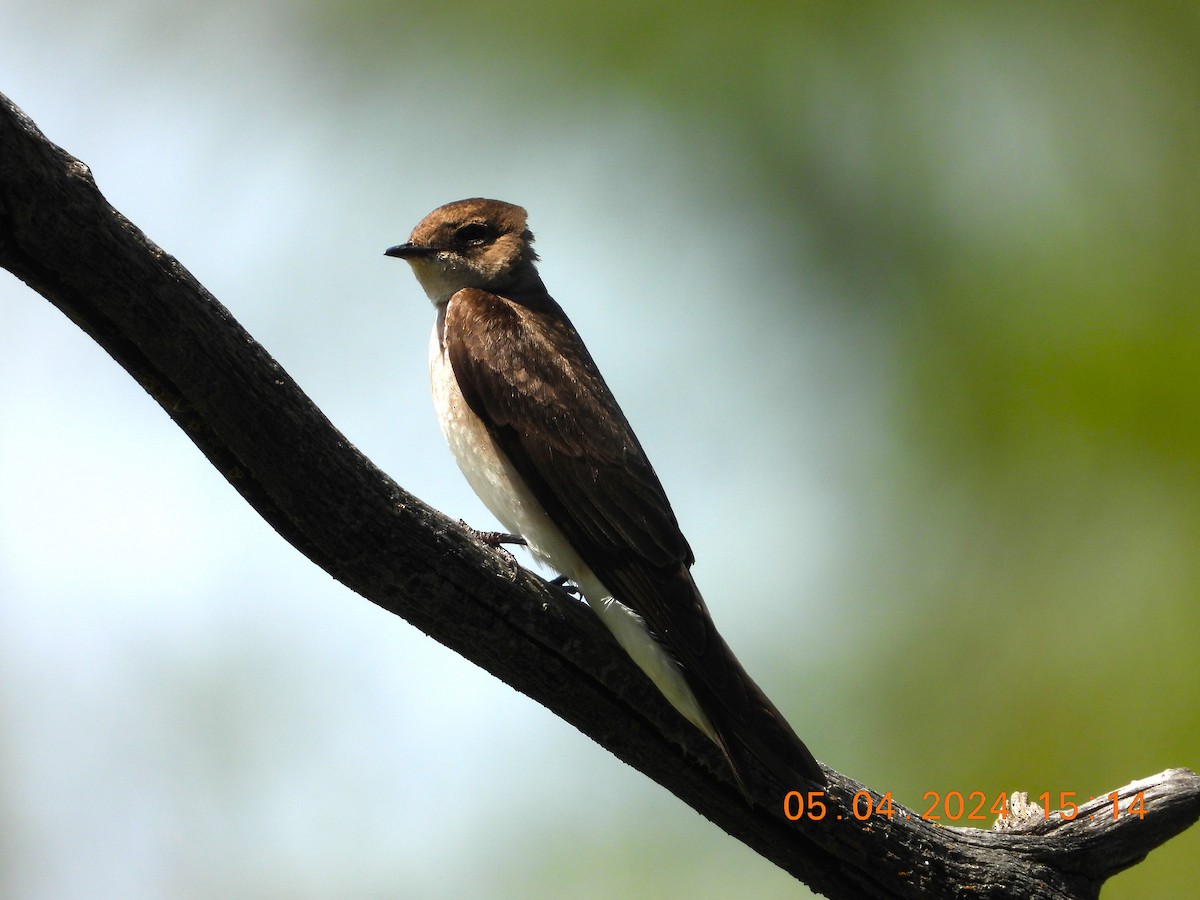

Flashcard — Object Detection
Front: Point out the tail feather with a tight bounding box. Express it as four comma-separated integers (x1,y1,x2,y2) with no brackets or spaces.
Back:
576,563,822,796
665,571,823,795
695,657,823,796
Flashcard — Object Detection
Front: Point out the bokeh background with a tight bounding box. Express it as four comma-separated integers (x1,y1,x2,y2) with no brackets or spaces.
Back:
2,2,1197,897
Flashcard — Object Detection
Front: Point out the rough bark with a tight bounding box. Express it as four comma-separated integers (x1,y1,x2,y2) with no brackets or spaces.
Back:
2,91,1196,899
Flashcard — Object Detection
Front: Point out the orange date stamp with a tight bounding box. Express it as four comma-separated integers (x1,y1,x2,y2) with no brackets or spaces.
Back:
782,789,1148,823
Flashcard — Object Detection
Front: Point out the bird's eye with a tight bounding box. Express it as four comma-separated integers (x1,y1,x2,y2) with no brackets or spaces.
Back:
454,222,493,248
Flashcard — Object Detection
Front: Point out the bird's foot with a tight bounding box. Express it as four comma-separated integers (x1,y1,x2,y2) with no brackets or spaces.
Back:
547,574,581,598
459,520,525,572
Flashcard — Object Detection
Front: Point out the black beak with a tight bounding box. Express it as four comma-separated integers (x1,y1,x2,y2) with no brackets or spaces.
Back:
384,242,436,259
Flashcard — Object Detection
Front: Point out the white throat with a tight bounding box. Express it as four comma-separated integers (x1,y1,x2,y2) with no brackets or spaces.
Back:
409,258,472,307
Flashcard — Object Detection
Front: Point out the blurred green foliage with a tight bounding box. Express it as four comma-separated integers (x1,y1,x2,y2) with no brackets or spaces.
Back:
314,2,1200,894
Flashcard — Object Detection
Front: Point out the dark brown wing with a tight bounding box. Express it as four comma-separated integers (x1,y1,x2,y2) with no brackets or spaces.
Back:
445,287,821,788
445,287,693,573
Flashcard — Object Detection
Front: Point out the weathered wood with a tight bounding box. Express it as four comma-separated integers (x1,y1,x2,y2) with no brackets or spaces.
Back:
2,90,1196,898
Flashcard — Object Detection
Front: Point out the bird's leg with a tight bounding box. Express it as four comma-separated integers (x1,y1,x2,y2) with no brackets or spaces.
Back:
547,574,582,598
463,526,580,599
459,520,525,571
466,526,526,549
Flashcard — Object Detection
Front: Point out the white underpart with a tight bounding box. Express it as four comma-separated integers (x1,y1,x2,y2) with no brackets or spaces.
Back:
429,317,715,740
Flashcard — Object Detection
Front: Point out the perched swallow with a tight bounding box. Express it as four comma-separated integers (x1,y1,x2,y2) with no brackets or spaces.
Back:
386,198,821,793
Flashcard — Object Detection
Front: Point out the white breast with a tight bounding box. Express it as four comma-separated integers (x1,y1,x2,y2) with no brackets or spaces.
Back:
429,321,588,579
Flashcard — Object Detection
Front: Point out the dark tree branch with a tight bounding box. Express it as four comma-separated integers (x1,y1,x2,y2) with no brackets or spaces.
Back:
2,91,1196,899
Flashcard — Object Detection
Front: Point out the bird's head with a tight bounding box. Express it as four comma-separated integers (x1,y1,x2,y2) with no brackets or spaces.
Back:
385,198,540,306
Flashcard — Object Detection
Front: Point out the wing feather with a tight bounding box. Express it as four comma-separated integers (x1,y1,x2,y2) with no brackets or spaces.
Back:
446,288,693,573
